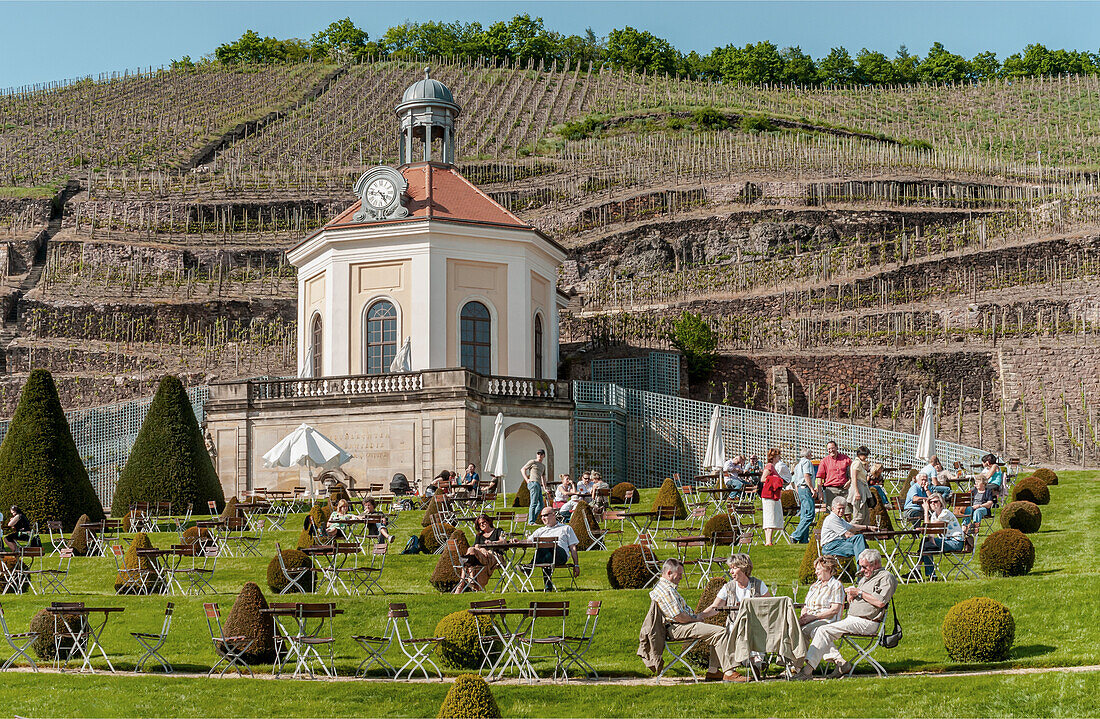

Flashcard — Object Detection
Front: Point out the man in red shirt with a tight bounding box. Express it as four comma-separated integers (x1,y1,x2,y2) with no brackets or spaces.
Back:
816,441,852,511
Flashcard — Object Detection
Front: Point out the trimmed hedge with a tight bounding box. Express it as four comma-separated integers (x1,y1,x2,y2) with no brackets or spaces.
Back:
780,489,798,516
430,529,469,592
181,526,210,547
220,581,276,663
512,481,530,508
422,496,443,527
266,549,314,593
296,529,317,550
1000,501,1042,534
979,528,1035,577
1011,477,1050,506
799,542,854,584
68,513,92,556
30,608,86,659
569,500,598,550
0,369,104,527
606,544,654,589
434,610,494,669
868,491,894,531
220,497,240,521
1030,468,1058,486
115,533,162,594
702,513,736,544
942,597,1015,662
111,375,225,517
438,674,501,719
651,477,687,520
610,482,639,504
421,522,455,555
308,502,331,530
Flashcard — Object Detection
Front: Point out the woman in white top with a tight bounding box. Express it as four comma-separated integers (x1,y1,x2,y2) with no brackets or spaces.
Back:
919,493,965,579
798,555,846,671
704,553,770,666
553,475,576,509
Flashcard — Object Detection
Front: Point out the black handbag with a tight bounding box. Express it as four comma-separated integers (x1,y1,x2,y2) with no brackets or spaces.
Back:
881,603,902,648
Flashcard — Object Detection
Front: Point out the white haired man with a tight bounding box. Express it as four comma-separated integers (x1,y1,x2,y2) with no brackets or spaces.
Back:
795,548,897,679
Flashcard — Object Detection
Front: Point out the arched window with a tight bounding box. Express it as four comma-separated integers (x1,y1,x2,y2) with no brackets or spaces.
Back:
460,301,491,375
309,314,323,377
365,300,398,374
533,314,544,378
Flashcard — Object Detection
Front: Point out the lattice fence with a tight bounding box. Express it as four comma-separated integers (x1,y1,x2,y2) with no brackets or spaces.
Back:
590,352,681,396
573,380,984,487
0,385,209,507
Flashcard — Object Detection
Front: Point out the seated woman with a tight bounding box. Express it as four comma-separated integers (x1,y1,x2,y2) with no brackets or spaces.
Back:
4,505,31,552
590,472,610,513
454,514,506,593
979,454,1004,495
798,555,846,666
962,474,995,525
325,498,357,540
703,553,771,670
361,498,392,544
553,475,576,510
919,493,965,579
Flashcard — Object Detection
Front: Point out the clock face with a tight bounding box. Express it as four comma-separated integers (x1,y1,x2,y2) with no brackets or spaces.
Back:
366,178,396,208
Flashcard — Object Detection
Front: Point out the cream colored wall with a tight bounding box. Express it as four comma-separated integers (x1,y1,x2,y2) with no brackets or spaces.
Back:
446,259,509,374
530,270,550,377
348,259,412,373
302,271,326,374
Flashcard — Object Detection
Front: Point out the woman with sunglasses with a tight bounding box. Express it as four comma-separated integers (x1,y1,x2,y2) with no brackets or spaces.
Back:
453,514,506,593
919,493,964,579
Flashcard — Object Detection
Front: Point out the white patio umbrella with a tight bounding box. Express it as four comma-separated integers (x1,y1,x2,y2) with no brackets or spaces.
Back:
262,423,352,497
916,396,936,461
389,337,412,373
299,345,315,378
702,406,726,477
484,412,507,484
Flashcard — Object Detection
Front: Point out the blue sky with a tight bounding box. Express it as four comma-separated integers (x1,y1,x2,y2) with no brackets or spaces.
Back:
3,1,1100,89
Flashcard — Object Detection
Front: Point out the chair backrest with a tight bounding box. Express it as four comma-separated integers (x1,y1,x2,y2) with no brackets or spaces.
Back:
387,602,409,619
207,500,218,515
203,602,224,638
160,602,175,634
469,598,506,610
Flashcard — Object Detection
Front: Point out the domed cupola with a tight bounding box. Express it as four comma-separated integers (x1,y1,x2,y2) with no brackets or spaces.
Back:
396,68,461,165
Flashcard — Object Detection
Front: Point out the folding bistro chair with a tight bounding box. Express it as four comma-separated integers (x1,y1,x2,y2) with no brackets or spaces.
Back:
558,600,601,679
224,517,260,557
274,542,311,594
653,604,702,683
27,548,73,595
286,603,337,679
839,604,892,678
941,521,981,580
131,602,174,673
521,601,569,680
428,515,451,555
349,543,388,595
469,598,507,673
388,603,444,680
579,508,613,550
636,533,664,587
203,603,253,677
0,602,37,671
351,616,396,678
45,521,71,557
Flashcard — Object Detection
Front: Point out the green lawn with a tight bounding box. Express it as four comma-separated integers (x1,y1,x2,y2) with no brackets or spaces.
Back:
0,471,1095,717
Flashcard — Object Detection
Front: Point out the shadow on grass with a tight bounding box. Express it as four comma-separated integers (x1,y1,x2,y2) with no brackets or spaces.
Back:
1027,569,1061,576
1011,644,1056,659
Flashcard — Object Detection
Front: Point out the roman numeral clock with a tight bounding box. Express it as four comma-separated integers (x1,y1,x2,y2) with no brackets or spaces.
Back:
353,166,409,221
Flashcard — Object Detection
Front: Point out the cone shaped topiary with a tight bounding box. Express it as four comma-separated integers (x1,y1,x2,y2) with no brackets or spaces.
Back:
1000,501,1042,533
219,581,276,663
610,482,638,504
421,522,455,555
434,610,494,669
1011,477,1050,506
702,513,736,544
422,496,443,527
979,528,1035,577
266,548,314,593
689,576,728,667
606,544,654,589
297,529,317,550
115,533,162,594
308,502,331,532
220,496,240,521
512,481,530,508
0,369,104,527
111,375,224,518
868,491,894,531
430,529,470,592
569,500,598,549
797,541,819,584
68,513,92,556
942,597,1015,662
651,477,687,520
438,674,501,719
1030,468,1058,486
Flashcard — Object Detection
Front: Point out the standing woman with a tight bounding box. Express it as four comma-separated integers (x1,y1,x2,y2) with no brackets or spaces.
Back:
848,446,871,525
760,448,785,546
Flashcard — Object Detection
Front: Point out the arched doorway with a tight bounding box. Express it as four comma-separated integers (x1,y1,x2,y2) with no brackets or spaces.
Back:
502,422,555,495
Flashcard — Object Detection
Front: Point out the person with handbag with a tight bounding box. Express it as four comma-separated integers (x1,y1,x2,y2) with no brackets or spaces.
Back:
794,548,897,680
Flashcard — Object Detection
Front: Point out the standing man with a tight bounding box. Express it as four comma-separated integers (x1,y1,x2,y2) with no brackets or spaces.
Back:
848,447,871,525
522,449,548,525
816,441,851,511
790,449,817,544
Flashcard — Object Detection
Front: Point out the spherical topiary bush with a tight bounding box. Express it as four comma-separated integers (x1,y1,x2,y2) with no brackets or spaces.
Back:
219,581,276,664
610,482,639,504
569,500,598,549
29,608,87,659
651,477,687,520
606,544,654,589
181,526,211,547
1011,477,1049,506
438,673,502,719
979,529,1035,577
780,489,798,516
296,529,317,550
434,610,495,669
1030,468,1058,486
702,514,736,544
266,549,314,593
688,576,727,667
68,513,92,556
1000,501,1042,534
430,529,470,592
942,597,1015,662
511,481,530,508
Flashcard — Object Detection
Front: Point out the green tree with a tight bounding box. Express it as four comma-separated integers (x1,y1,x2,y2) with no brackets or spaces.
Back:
970,51,1001,80
918,42,972,82
892,45,921,83
111,375,225,517
605,26,681,75
670,312,718,385
855,49,899,84
780,46,818,85
817,47,857,85
718,42,785,85
310,17,369,61
0,370,104,527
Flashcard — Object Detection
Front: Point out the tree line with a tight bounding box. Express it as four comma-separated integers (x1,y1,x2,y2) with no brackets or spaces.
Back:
174,15,1100,86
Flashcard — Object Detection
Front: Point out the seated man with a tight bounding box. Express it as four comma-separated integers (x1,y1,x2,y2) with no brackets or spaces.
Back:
918,456,952,497
590,472,610,513
795,548,898,679
903,474,931,523
574,471,594,500
528,507,581,591
642,558,744,682
819,497,874,558
460,463,480,493
722,456,745,491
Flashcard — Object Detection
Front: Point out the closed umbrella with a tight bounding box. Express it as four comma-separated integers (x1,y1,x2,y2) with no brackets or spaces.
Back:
389,337,412,373
702,406,726,476
484,412,507,483
263,423,352,497
299,345,315,378
916,396,936,461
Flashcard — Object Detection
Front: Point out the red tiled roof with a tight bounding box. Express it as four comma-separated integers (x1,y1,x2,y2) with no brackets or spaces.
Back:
324,163,531,230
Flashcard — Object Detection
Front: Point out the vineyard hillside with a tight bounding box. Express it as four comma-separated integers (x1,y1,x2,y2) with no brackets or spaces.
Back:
1,57,1099,464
